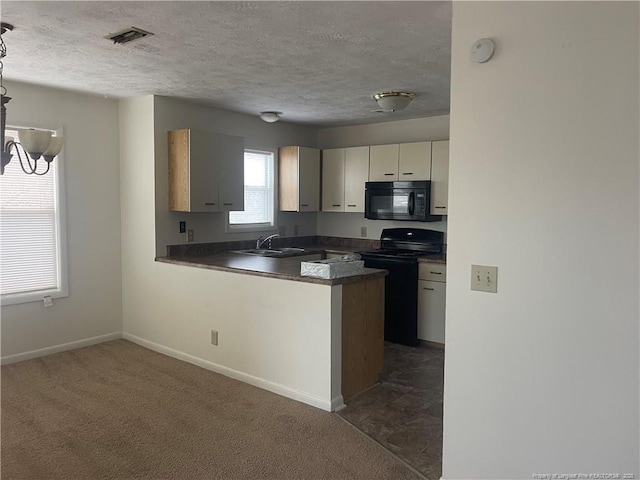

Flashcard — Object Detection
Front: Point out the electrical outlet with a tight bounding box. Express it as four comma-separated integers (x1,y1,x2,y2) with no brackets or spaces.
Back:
293,225,299,236
211,330,218,345
179,221,186,233
360,226,367,238
471,265,498,293
187,229,194,242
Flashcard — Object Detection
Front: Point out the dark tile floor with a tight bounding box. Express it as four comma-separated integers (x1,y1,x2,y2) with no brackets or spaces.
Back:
338,342,444,480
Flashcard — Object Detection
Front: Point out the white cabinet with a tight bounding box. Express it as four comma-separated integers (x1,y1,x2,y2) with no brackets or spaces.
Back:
168,129,244,213
321,148,345,212
321,146,370,213
399,142,431,181
369,142,431,181
369,144,399,181
344,146,369,212
279,146,320,212
430,140,449,215
418,262,446,345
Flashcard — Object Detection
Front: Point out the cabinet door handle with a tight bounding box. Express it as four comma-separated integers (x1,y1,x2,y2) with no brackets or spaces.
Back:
402,172,413,175
435,206,446,209
204,202,216,206
430,271,442,275
347,204,357,207
332,204,341,207
223,202,233,206
384,173,394,176
301,204,309,207
422,287,435,291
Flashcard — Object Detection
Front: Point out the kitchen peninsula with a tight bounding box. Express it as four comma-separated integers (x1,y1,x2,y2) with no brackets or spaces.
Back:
154,242,386,411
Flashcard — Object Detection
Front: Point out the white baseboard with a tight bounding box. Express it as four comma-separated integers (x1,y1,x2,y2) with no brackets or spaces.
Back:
122,332,334,412
332,396,346,411
1,332,123,365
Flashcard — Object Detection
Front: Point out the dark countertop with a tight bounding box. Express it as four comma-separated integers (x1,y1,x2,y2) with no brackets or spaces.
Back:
417,255,447,265
156,250,387,286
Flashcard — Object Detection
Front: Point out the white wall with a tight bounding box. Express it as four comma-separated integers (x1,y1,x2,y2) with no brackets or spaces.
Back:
317,115,450,239
120,96,342,410
1,81,122,360
443,3,639,479
153,96,318,257
318,115,450,149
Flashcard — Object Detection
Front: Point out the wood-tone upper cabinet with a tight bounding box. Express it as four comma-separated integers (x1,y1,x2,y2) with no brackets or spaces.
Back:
344,146,370,213
279,146,320,212
399,142,431,181
168,129,244,213
321,148,346,212
430,140,449,215
369,144,399,181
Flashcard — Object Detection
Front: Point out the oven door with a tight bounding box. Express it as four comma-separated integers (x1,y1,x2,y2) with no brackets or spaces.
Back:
365,182,427,221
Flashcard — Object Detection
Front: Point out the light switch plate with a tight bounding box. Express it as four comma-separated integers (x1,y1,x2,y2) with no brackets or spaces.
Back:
471,265,498,293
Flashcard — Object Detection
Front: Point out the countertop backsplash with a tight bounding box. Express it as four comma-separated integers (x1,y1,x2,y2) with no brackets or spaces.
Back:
166,236,382,258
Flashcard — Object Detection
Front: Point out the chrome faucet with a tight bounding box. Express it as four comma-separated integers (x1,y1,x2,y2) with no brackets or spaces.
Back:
256,233,279,250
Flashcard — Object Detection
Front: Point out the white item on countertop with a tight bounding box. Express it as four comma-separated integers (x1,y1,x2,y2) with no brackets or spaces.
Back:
301,256,365,279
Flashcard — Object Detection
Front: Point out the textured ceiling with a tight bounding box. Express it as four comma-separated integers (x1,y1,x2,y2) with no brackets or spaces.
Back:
2,1,452,127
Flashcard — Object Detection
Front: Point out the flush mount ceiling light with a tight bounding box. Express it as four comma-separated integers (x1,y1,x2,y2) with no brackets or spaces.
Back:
259,111,282,123
1,23,63,175
372,91,416,112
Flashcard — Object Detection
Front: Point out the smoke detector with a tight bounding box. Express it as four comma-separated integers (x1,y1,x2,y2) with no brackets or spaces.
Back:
106,27,154,45
372,91,416,112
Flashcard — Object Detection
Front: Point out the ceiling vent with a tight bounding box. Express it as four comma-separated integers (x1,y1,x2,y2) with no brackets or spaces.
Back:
106,27,153,45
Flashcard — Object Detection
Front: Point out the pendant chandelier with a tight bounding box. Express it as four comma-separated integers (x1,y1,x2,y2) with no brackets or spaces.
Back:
1,22,63,176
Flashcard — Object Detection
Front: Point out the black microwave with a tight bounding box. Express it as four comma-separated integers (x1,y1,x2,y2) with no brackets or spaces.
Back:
364,181,442,222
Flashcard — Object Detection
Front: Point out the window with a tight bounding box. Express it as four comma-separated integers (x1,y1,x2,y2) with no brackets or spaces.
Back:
0,128,68,305
228,150,276,231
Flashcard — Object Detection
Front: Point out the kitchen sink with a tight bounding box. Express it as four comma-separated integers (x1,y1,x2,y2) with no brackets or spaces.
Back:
231,247,307,257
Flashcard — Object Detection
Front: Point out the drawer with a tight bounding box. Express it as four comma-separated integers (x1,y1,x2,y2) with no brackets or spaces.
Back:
419,262,446,282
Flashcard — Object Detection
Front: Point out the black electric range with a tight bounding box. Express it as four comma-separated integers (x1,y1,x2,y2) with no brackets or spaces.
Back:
358,228,444,346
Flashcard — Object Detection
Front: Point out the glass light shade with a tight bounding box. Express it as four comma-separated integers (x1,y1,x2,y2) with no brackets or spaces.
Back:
260,112,281,123
18,129,52,159
42,137,64,157
376,96,412,112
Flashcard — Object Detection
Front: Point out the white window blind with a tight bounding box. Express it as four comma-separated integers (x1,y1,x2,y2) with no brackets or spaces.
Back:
229,150,275,227
0,128,65,301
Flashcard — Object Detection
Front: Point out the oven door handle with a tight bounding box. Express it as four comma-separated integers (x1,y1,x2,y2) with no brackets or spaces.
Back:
408,191,415,216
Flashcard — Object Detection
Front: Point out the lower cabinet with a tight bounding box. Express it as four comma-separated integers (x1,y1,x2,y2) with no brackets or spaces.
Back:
417,263,446,345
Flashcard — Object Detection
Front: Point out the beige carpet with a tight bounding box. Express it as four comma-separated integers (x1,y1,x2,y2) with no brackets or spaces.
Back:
1,339,422,480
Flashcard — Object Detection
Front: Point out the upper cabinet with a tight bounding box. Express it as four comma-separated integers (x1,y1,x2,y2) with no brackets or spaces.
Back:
344,147,370,212
369,142,431,181
321,148,346,212
430,140,449,215
168,129,244,213
369,144,399,181
399,142,431,181
279,146,320,212
321,146,370,213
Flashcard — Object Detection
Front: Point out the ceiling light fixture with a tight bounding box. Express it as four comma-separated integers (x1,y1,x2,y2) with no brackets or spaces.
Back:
259,111,281,123
1,23,63,175
372,91,416,112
